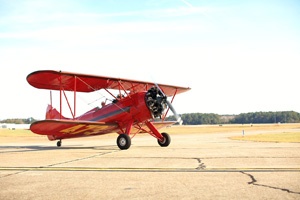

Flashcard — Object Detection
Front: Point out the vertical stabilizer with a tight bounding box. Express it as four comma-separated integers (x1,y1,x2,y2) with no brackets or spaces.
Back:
46,105,68,120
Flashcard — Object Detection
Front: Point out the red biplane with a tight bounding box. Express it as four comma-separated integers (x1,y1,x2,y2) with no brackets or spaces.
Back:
27,70,190,150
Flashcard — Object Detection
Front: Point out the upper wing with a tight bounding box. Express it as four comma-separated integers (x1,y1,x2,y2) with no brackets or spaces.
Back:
27,70,191,96
30,119,119,139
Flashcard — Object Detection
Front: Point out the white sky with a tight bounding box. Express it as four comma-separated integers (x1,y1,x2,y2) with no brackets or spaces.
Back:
0,0,299,120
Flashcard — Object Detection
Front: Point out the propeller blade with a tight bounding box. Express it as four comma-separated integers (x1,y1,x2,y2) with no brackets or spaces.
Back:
153,81,182,124
154,82,165,97
166,100,182,124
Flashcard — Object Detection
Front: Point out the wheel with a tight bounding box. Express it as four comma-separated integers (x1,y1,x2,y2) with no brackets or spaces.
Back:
57,140,62,147
157,132,171,147
117,134,131,150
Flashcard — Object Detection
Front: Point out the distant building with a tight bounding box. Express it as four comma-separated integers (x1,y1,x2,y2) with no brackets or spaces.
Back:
0,124,30,130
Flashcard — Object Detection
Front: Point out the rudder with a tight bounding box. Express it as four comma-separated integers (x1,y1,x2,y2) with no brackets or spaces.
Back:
46,105,68,120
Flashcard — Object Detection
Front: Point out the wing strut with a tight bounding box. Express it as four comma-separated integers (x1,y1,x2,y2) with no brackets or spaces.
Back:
57,74,77,119
162,89,178,122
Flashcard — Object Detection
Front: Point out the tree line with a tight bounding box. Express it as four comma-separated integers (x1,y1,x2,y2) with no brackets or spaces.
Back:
166,111,300,125
0,117,38,124
230,111,300,124
1,111,300,125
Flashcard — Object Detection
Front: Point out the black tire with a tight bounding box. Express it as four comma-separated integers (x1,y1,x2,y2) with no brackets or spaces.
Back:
117,134,131,150
157,132,171,147
57,140,62,147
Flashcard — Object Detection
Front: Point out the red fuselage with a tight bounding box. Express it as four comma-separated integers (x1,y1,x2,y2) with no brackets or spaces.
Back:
76,92,152,126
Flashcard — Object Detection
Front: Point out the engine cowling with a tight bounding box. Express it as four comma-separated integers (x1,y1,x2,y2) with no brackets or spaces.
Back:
145,87,167,118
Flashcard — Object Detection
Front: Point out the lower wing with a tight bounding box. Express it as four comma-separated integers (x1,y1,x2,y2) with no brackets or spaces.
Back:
30,119,119,140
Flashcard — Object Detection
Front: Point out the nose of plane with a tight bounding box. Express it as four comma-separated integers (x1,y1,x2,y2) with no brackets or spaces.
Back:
145,87,167,119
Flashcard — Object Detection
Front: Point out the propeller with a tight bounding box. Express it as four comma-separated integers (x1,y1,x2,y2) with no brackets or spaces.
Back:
153,83,183,124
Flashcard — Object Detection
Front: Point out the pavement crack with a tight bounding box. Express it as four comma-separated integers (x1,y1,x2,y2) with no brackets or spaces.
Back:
195,158,206,170
0,170,28,179
241,172,300,195
0,150,115,178
44,150,119,168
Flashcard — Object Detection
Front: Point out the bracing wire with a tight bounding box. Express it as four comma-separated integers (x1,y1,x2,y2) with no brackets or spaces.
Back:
76,77,129,113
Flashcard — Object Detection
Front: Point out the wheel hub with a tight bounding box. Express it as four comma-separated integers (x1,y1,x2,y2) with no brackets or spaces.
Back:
119,138,126,146
159,137,166,144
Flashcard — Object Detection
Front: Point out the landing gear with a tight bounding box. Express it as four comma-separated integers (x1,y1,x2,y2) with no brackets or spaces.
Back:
157,132,171,147
117,134,131,150
57,140,62,147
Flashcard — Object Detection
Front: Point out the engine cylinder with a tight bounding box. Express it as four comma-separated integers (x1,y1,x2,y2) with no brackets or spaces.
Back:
145,87,167,118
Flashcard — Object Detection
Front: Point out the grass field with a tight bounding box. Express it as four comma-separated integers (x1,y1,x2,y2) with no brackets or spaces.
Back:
0,129,39,137
230,132,300,143
161,123,300,134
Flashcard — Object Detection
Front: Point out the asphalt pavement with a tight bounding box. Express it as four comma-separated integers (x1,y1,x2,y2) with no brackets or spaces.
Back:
0,128,299,199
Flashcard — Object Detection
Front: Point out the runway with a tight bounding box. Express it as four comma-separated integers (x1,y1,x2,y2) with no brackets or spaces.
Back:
1,127,300,199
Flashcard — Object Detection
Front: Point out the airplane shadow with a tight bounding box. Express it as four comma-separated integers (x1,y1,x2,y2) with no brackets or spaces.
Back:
0,145,118,153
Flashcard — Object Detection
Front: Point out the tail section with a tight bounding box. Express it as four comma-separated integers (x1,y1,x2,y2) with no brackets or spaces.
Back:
46,105,68,120
45,105,68,141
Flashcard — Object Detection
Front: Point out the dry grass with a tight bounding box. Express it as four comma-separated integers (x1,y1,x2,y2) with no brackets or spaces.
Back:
0,129,40,137
230,132,300,143
161,123,300,134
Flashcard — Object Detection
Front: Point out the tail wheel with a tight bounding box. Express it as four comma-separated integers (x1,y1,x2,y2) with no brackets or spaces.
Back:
57,140,62,147
157,132,171,147
117,134,131,150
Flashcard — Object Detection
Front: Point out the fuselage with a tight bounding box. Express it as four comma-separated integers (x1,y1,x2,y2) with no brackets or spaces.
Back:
76,91,152,127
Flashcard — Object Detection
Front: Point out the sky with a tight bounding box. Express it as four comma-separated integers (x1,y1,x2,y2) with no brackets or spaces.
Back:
0,0,299,120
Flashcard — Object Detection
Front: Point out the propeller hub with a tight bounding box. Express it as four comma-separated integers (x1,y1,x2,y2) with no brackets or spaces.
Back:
145,87,167,118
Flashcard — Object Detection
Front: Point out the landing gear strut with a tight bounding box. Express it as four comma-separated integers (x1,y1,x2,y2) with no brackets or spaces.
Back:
57,140,62,147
